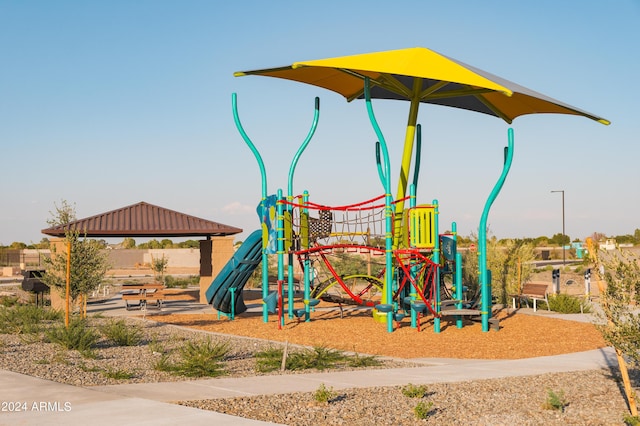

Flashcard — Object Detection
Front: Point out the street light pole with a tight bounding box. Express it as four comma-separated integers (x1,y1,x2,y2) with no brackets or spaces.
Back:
551,190,565,265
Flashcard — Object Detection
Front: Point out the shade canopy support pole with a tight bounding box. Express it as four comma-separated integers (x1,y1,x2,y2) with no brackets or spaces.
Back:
393,77,422,249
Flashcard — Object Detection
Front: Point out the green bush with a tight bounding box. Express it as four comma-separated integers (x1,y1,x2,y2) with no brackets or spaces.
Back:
401,383,428,398
0,305,62,335
255,345,380,372
100,319,142,346
254,347,284,372
0,296,19,307
153,354,176,373
288,346,347,371
347,353,381,368
414,401,434,419
313,383,336,403
624,414,640,426
542,389,567,411
164,275,199,288
177,339,230,377
155,339,231,377
546,294,591,314
45,318,99,357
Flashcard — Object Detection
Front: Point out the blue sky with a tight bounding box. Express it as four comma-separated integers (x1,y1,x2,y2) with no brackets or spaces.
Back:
1,0,638,246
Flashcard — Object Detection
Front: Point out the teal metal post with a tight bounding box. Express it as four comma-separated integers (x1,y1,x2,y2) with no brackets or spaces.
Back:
232,93,270,323
479,128,514,332
302,191,312,321
230,288,236,321
286,98,320,318
408,184,419,329
455,250,463,329
433,199,441,333
364,77,394,333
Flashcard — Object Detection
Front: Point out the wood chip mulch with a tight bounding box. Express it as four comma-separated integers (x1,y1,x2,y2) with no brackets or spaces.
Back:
147,306,606,360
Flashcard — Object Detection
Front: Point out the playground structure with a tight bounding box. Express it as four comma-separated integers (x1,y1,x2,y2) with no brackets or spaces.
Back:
206,79,511,333
205,48,607,333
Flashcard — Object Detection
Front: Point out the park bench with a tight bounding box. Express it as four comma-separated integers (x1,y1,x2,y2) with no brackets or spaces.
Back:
511,282,549,312
121,283,166,310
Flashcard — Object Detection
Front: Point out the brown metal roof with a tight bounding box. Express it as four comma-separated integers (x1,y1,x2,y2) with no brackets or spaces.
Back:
41,201,243,238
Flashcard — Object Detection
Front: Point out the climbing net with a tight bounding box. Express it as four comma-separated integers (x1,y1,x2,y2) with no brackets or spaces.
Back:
281,194,401,251
278,194,440,308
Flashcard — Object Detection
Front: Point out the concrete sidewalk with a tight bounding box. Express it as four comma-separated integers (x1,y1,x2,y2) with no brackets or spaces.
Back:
0,369,280,426
1,347,617,426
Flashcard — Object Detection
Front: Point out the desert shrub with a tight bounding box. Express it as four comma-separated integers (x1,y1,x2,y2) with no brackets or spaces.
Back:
414,401,434,419
313,383,336,403
159,339,230,377
45,318,99,357
462,235,536,304
164,275,199,288
255,345,377,372
0,295,20,307
542,389,567,411
254,347,284,372
546,293,591,314
0,305,62,335
100,319,142,346
347,353,381,368
153,354,176,373
287,346,347,371
597,250,640,365
287,346,345,370
179,339,230,376
401,383,428,398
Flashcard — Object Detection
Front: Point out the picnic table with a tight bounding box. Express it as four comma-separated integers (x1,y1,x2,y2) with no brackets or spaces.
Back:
121,283,165,310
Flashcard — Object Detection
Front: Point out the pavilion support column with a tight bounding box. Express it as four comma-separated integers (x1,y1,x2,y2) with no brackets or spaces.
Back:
199,236,235,304
198,239,213,304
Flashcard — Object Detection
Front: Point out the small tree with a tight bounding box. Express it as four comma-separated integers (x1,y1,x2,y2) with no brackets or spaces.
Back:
462,234,536,304
41,200,110,318
494,238,536,304
594,248,640,416
151,254,169,284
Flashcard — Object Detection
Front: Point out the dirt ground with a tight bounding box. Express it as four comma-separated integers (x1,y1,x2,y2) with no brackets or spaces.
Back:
147,289,606,360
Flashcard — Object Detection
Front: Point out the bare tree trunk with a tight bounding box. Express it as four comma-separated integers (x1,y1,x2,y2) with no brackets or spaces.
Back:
616,348,638,416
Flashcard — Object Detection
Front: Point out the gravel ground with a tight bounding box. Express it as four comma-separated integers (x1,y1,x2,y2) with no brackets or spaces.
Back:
0,317,413,386
181,369,638,425
1,314,638,425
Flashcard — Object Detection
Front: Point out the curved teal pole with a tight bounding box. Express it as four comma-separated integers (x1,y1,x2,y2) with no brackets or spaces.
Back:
287,97,320,196
232,93,267,198
287,97,320,318
479,128,514,332
232,93,270,322
364,77,394,333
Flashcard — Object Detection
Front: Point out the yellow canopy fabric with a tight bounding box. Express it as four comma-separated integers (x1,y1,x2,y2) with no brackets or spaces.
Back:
235,47,610,125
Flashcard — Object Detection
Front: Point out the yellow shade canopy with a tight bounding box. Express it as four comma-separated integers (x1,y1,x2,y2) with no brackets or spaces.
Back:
235,47,609,125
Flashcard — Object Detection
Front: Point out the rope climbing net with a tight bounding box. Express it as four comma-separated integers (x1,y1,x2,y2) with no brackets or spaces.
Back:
281,194,404,251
